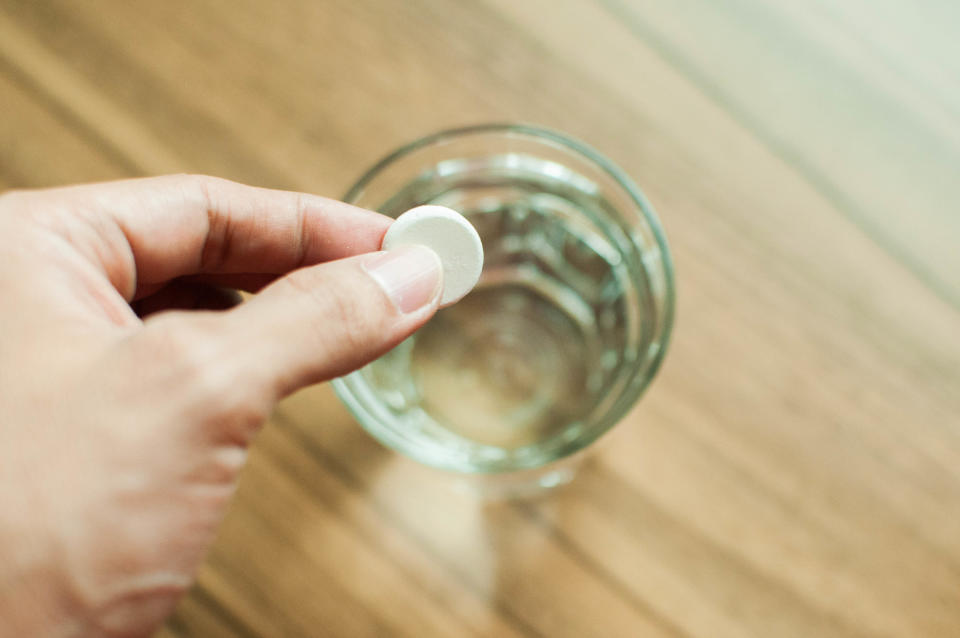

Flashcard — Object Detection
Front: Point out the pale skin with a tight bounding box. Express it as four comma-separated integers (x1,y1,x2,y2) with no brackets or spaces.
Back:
0,175,444,637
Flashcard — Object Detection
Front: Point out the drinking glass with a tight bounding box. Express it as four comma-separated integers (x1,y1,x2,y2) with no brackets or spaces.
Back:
332,124,674,491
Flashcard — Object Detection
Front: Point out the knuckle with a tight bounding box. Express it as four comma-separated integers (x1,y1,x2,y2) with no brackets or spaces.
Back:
181,172,223,192
194,445,248,485
185,174,234,210
191,175,230,271
291,191,310,269
90,582,187,637
58,501,194,637
206,393,270,445
177,174,224,218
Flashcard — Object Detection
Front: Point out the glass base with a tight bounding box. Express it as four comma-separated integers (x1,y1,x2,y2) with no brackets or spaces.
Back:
450,455,583,501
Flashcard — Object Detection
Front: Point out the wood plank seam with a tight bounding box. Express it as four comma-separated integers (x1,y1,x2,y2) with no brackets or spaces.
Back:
596,0,960,311
0,8,183,176
513,500,693,638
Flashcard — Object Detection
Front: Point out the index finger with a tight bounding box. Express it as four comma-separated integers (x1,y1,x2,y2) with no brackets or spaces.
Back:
35,174,390,299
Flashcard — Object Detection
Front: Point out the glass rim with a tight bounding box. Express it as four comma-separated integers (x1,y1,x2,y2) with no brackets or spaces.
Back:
337,123,676,473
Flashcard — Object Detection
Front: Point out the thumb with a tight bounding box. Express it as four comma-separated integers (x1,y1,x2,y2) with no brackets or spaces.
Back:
225,244,443,396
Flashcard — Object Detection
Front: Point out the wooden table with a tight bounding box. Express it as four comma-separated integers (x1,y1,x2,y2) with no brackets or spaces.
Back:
2,1,959,636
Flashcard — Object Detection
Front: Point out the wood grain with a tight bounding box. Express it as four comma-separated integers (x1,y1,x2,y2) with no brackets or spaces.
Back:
0,0,957,636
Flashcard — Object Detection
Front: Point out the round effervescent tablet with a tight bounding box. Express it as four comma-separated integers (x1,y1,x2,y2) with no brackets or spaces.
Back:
382,205,483,307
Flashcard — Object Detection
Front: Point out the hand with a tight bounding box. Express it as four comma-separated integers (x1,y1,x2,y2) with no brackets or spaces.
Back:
0,175,443,637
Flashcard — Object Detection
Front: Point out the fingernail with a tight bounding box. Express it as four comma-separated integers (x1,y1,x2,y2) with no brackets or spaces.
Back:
364,245,443,313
